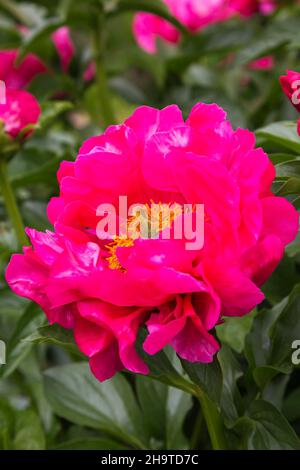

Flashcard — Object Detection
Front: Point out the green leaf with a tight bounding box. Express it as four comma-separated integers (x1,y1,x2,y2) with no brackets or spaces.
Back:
183,346,243,427
0,18,21,47
25,324,84,358
252,365,290,391
275,177,300,196
218,346,243,425
165,386,191,450
181,357,222,405
11,155,64,189
136,377,192,449
183,64,217,88
234,16,300,65
136,333,195,395
262,374,289,411
232,400,300,450
262,255,300,304
245,300,288,371
110,77,148,104
256,122,300,154
13,409,45,450
270,153,299,165
0,401,45,450
39,101,73,129
235,35,288,66
0,0,44,27
0,289,27,319
0,401,14,450
276,159,300,178
53,438,128,450
0,303,45,379
19,352,54,433
44,363,148,449
270,284,300,367
245,286,300,389
17,18,64,63
286,230,300,257
216,311,256,353
9,131,75,190
283,388,300,422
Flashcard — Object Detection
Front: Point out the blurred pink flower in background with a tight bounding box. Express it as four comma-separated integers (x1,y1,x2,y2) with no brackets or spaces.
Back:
0,50,47,89
133,0,278,53
280,70,300,136
0,25,75,93
164,0,228,31
280,70,300,113
51,26,75,73
259,0,277,15
83,62,96,82
249,55,274,70
0,88,40,138
133,13,180,54
6,102,298,381
229,0,276,16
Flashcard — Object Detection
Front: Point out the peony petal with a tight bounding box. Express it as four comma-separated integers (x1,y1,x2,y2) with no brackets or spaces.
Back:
261,196,299,245
242,234,284,286
90,342,123,382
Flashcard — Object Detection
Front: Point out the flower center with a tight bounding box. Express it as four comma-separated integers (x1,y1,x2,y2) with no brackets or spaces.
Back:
106,201,183,271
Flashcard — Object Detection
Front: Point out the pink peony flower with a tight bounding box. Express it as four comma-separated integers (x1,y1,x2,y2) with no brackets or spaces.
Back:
259,0,277,15
280,70,300,113
133,0,279,53
0,50,47,89
133,0,230,53
0,88,40,138
164,0,228,31
51,27,75,73
249,55,274,70
133,13,180,54
0,25,75,90
229,0,276,16
6,102,299,381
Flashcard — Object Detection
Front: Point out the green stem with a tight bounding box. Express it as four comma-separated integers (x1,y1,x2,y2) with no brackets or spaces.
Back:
190,407,203,450
93,11,116,127
196,389,227,450
0,159,28,247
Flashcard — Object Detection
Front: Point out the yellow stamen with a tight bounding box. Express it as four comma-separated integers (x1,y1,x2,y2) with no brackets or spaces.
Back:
106,201,183,271
106,235,134,271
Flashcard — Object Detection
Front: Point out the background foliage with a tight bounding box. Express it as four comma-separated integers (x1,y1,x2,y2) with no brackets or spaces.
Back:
0,0,300,450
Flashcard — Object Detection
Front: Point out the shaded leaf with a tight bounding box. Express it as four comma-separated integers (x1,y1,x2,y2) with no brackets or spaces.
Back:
53,438,127,450
232,400,300,450
44,363,148,449
181,357,222,405
17,18,64,62
256,122,300,154
0,303,45,379
13,409,45,450
136,377,191,449
217,311,256,353
25,324,84,358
